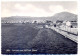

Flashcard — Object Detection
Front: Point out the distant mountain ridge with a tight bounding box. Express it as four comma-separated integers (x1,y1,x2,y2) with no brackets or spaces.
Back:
51,12,77,21
1,12,77,23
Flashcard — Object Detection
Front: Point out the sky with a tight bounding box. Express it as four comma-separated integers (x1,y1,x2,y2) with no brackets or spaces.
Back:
1,1,77,17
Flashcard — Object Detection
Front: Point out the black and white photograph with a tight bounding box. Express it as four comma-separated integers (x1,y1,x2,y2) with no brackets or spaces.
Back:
1,0,78,55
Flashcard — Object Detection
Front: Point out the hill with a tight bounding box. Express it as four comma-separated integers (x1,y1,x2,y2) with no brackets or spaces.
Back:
51,12,77,21
1,12,77,23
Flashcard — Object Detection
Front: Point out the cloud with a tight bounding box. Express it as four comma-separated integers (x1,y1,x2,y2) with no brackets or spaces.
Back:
1,9,11,17
12,3,51,17
70,9,77,14
1,2,77,17
49,5,77,15
2,4,64,17
49,5,68,14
